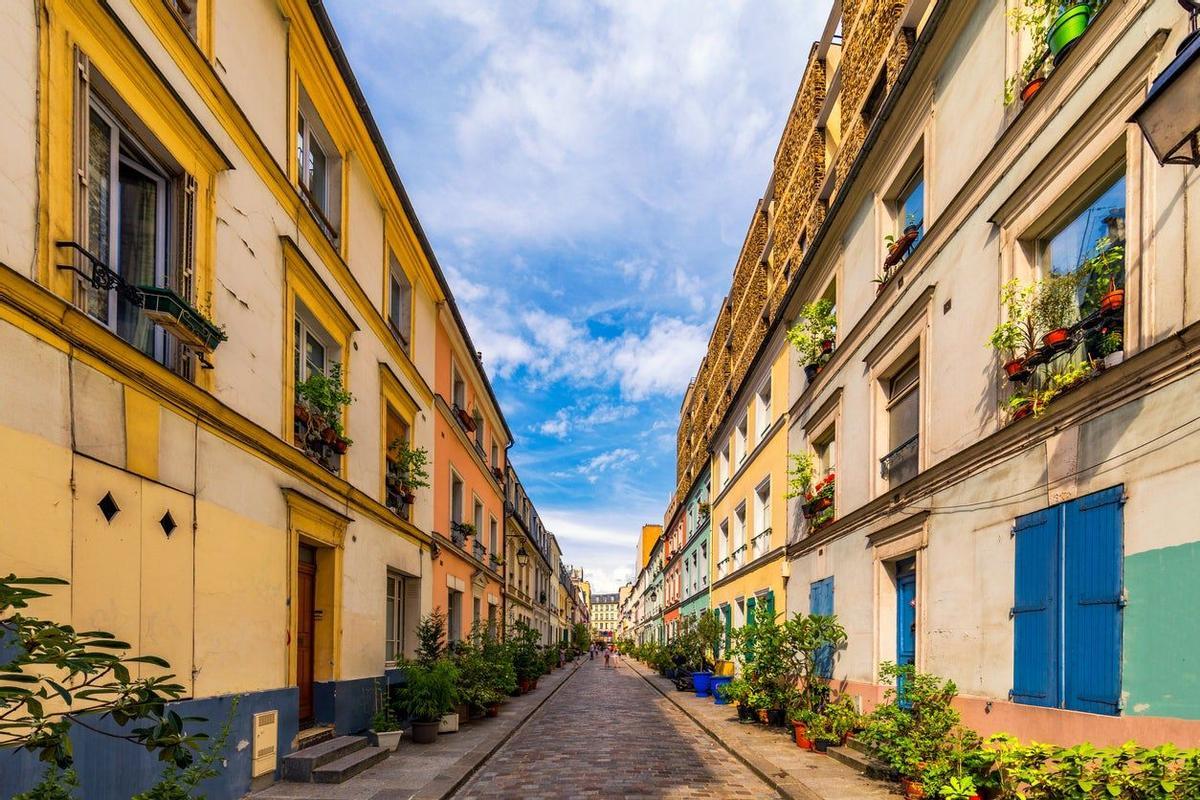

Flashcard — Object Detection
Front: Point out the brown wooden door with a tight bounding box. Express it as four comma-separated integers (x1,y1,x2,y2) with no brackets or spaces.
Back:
297,557,316,725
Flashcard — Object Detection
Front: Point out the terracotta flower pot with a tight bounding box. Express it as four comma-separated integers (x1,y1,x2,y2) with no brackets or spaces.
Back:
321,426,337,444
294,403,310,423
1012,401,1034,421
757,709,770,725
486,703,500,718
333,438,348,454
902,778,925,799
1003,358,1030,381
885,229,919,268
1101,288,1124,315
1042,327,1072,350
1021,76,1047,104
820,339,834,356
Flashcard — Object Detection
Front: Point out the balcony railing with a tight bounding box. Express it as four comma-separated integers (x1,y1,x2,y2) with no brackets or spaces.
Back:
880,434,919,485
751,528,772,557
473,540,486,560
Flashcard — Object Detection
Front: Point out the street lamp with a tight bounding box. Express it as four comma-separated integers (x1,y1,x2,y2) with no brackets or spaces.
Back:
1131,1,1200,166
515,543,530,568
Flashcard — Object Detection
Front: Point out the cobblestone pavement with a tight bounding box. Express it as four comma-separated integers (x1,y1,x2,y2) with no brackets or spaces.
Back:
451,659,782,800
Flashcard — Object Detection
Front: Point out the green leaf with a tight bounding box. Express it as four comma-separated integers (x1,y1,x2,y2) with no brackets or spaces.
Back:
125,655,170,668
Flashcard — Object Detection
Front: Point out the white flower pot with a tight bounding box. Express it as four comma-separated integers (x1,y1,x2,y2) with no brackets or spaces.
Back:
438,712,459,734
368,729,403,751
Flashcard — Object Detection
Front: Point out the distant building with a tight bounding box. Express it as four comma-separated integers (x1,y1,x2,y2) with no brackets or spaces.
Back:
589,593,620,643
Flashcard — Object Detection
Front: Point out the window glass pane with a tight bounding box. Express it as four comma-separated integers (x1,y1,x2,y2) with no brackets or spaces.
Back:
86,110,113,322
304,331,326,378
116,159,161,357
901,172,925,243
385,576,397,662
1047,175,1126,278
889,385,919,449
296,115,307,186
389,274,401,329
309,136,328,209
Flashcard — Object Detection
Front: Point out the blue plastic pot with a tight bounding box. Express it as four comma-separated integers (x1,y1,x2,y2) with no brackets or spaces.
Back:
711,675,733,704
692,670,713,697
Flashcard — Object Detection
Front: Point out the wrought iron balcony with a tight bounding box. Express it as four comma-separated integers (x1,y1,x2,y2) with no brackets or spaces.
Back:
473,540,486,560
880,434,919,484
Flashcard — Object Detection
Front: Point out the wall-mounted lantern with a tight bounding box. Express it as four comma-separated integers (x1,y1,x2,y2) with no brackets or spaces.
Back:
1131,2,1200,166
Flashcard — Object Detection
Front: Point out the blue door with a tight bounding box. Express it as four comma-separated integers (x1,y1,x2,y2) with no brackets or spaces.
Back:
896,558,917,668
810,577,835,678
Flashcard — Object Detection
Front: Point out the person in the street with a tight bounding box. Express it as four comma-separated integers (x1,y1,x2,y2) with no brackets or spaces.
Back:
612,645,620,667
589,644,594,660
603,646,610,667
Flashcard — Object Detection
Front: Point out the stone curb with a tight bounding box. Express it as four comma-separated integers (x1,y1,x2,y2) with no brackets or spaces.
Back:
625,660,824,800
408,660,585,800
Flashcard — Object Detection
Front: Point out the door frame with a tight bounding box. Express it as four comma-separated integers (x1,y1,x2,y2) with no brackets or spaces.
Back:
870,515,929,682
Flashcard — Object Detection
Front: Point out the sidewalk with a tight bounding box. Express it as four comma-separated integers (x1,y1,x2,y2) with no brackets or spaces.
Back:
625,659,896,800
255,659,584,800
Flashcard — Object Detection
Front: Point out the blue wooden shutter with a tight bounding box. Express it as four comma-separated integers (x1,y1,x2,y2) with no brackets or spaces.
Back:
1012,508,1060,708
1063,486,1123,715
810,578,835,678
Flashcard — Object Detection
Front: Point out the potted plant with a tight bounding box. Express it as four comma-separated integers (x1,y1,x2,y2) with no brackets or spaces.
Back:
1034,272,1080,352
809,714,839,753
399,660,459,744
1046,2,1093,60
711,674,734,705
884,221,921,269
988,280,1039,382
791,709,816,750
1005,392,1036,421
388,439,430,503
785,452,815,502
937,775,979,800
295,363,354,463
785,299,837,383
456,405,477,432
367,680,403,752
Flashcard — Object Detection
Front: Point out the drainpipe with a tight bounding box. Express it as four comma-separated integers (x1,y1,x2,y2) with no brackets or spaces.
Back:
500,440,514,641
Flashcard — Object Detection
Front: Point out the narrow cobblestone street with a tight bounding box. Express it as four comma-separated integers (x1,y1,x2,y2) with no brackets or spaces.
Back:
452,660,781,800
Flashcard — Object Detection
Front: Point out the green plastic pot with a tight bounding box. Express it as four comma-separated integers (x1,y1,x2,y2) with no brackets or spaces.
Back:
1046,3,1092,60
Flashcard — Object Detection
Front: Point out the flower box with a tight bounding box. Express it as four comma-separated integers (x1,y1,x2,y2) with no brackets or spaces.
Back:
137,285,226,352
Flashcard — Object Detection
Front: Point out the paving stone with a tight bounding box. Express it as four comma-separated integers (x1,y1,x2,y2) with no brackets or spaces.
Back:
451,660,781,800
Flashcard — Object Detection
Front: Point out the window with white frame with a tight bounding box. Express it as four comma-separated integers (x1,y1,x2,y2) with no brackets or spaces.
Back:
447,589,463,642
719,444,730,489
489,516,498,560
452,365,466,411
450,471,464,526
473,498,484,543
733,503,747,568
388,255,413,349
881,356,920,488
814,424,836,480
79,74,193,372
735,414,748,465
293,302,335,384
296,85,341,241
718,519,730,577
753,479,771,557
385,571,415,664
898,165,926,251
755,377,772,439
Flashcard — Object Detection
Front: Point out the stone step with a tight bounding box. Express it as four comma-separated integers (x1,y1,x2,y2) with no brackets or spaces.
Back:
826,742,894,781
280,735,368,782
295,725,335,750
311,746,390,784
845,734,871,756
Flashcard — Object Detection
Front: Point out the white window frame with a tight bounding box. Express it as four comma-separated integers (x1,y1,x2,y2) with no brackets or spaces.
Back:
387,254,413,349
753,478,771,557
385,570,411,665
755,377,772,439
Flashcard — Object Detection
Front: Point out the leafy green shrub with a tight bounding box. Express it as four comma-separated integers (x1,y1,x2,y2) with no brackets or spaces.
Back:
399,660,459,723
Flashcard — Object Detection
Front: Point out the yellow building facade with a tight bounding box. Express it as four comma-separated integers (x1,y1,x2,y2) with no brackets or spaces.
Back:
707,341,789,651
0,1,514,797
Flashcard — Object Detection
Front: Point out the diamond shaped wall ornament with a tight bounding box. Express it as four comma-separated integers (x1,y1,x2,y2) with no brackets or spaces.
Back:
159,511,177,537
98,492,120,523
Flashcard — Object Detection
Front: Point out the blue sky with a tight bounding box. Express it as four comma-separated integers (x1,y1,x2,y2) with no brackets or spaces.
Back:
326,0,831,591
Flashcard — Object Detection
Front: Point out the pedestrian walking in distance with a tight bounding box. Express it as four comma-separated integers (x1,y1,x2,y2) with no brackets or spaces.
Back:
612,646,621,667
604,646,610,667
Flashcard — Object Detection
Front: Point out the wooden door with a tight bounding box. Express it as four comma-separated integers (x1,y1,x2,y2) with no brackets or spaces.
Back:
297,556,316,725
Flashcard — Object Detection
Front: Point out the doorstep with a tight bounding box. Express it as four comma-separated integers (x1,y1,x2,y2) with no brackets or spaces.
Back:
625,660,894,800
255,659,584,800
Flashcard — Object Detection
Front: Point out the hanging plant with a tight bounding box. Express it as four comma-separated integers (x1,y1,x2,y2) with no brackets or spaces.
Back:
388,439,430,495
785,452,815,500
785,299,837,382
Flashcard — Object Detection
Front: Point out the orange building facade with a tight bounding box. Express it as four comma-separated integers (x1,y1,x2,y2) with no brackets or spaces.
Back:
430,304,509,642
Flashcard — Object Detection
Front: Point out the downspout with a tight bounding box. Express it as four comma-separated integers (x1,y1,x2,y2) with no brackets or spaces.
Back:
500,441,514,641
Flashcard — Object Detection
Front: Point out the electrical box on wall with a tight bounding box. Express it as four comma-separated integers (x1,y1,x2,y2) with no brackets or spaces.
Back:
252,710,278,777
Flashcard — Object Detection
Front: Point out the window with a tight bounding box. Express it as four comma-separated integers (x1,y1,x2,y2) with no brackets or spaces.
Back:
881,357,920,488
718,520,730,578
388,255,413,349
719,445,730,490
491,441,500,468
447,590,463,643
296,86,341,241
1012,486,1123,715
473,499,484,545
452,365,466,411
474,411,485,449
755,378,772,438
385,571,415,664
81,89,191,370
735,415,748,465
489,516,498,560
753,479,771,557
813,425,836,480
1039,172,1126,344
862,70,887,127
450,471,464,526
384,405,412,519
898,165,925,251
293,303,333,384
473,596,481,627
733,503,747,568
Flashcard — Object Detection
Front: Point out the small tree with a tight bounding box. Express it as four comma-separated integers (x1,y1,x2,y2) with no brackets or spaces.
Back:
785,452,816,500
0,575,208,771
570,622,591,652
414,609,447,668
785,299,837,368
387,439,430,491
987,279,1038,362
696,610,724,669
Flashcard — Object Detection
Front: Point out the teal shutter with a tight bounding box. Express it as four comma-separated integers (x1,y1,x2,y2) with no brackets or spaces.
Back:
1063,487,1123,715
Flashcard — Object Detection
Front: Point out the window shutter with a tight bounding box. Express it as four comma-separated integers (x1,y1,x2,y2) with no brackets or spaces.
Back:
1063,486,1123,715
810,578,835,678
72,47,91,290
175,173,198,376
1012,508,1060,708
402,576,421,660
